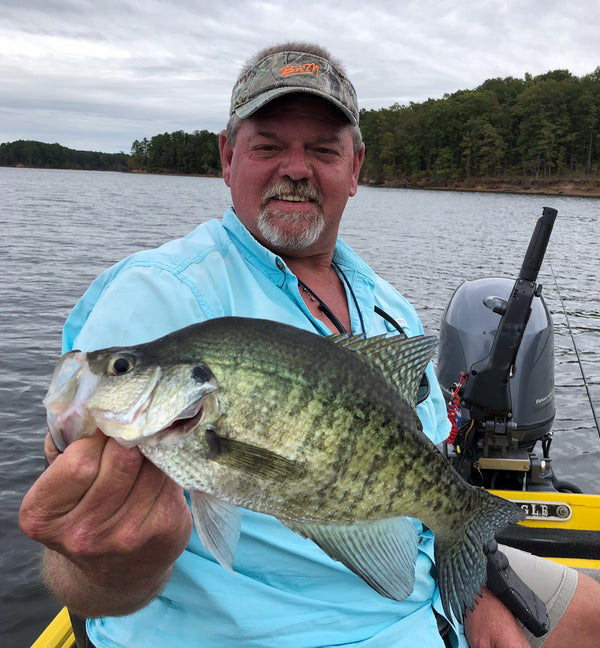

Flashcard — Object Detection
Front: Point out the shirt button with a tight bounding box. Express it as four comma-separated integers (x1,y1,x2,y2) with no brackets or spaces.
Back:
276,260,285,271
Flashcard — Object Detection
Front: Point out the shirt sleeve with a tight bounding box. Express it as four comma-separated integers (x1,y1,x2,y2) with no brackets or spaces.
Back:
63,265,208,352
417,363,452,444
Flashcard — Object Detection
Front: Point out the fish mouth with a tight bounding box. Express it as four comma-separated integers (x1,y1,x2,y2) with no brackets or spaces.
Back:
140,398,210,450
165,402,206,435
44,351,100,452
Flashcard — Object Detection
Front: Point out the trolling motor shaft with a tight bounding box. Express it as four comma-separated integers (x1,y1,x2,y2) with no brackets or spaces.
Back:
437,207,558,490
461,207,557,421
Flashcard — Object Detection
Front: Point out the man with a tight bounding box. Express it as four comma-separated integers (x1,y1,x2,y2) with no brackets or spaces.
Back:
20,42,600,648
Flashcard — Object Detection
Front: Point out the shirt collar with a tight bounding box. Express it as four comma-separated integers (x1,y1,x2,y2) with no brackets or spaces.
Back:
222,207,376,281
222,208,287,285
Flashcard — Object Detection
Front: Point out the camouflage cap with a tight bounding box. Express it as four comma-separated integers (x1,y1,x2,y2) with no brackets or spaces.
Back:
230,50,359,125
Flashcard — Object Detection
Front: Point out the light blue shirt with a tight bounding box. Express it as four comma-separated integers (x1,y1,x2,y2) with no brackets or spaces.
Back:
64,209,464,647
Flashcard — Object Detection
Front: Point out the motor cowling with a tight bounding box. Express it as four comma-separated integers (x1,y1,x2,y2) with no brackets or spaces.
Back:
437,277,555,446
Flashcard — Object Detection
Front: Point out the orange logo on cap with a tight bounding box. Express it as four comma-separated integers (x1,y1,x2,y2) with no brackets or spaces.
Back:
280,62,319,78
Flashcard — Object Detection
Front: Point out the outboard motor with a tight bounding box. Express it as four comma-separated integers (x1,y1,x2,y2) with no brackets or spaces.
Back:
437,207,558,491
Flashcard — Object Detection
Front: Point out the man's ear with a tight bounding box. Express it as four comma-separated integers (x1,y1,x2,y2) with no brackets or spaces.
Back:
219,130,232,187
350,142,365,197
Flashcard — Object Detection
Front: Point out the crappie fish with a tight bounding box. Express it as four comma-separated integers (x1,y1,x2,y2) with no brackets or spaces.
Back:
44,316,524,620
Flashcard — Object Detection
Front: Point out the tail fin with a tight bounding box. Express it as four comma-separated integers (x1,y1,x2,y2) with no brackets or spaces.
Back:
434,490,525,622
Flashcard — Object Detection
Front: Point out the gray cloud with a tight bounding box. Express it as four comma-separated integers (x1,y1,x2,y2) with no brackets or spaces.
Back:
2,0,599,152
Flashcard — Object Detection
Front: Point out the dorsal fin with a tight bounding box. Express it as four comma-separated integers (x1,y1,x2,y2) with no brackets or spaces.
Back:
330,333,437,406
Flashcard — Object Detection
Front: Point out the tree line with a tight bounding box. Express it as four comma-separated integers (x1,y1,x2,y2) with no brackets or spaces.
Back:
2,68,599,183
0,140,129,171
359,68,600,184
129,130,220,174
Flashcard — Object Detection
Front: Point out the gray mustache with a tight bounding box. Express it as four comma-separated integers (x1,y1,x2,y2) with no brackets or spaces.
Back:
262,180,321,205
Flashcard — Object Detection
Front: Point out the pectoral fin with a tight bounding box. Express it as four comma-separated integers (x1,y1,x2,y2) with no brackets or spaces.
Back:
190,491,242,570
285,517,419,601
205,427,305,481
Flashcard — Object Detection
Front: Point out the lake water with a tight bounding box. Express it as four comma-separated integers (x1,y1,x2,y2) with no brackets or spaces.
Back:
1,167,599,646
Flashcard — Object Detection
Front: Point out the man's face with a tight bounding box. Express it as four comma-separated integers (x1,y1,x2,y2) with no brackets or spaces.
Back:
220,94,364,257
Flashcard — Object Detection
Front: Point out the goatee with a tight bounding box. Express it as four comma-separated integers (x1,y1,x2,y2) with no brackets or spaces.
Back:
258,180,324,251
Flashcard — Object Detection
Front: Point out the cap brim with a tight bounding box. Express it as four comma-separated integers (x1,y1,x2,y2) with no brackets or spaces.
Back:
234,86,358,125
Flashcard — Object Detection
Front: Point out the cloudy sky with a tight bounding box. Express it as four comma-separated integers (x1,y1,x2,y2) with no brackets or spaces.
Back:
3,0,600,154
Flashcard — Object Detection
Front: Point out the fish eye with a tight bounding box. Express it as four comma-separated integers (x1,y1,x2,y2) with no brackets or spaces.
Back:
108,354,134,375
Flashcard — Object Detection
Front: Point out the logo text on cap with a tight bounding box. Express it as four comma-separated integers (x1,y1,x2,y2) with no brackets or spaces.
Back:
280,63,320,78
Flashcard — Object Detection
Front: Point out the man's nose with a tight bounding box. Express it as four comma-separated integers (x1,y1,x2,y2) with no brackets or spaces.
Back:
278,145,312,180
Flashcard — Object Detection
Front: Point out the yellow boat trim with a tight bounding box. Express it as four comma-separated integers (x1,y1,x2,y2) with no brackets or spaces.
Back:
546,557,600,570
31,606,75,648
490,489,600,531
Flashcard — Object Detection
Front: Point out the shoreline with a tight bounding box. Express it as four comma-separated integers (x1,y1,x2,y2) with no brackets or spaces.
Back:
134,170,600,197
363,176,600,198
6,164,600,197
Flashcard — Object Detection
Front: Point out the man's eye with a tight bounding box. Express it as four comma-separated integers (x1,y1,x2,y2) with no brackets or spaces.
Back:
315,147,337,156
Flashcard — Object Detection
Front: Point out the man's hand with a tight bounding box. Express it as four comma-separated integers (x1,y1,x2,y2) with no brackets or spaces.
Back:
19,431,193,617
464,587,530,648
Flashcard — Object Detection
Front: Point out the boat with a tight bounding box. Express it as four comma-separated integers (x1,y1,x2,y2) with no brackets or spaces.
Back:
31,606,74,648
436,206,600,571
493,489,600,570
31,207,599,647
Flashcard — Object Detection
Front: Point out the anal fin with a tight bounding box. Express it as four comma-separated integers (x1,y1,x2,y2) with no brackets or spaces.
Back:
285,516,419,601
